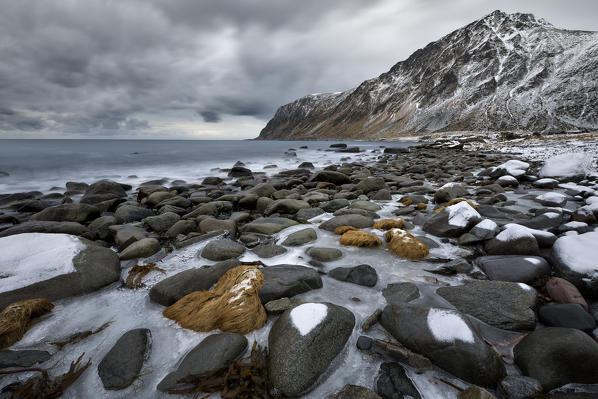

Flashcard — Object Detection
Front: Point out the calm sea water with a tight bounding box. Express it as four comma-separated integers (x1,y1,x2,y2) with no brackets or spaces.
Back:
0,140,415,194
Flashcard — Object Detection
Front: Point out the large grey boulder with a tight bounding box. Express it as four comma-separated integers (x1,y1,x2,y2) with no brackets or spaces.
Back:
269,302,355,396
88,215,119,241
119,237,161,260
310,170,351,185
184,201,233,218
143,212,180,233
149,259,241,306
81,179,127,204
376,362,421,399
198,217,236,235
251,244,287,258
30,203,100,223
319,214,374,232
200,239,245,261
550,232,598,296
514,327,598,390
328,264,378,287
436,281,537,331
474,255,551,284
265,199,310,215
0,234,120,309
0,350,51,368
423,202,481,237
115,205,154,223
434,183,469,203
240,217,298,235
382,282,420,306
321,199,350,213
259,265,323,303
380,303,506,387
109,224,149,251
281,228,317,246
0,221,90,238
98,328,151,390
157,333,247,392
355,177,386,194
485,225,540,256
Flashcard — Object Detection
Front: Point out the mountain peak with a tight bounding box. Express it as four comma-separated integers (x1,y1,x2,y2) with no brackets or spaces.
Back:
480,9,552,30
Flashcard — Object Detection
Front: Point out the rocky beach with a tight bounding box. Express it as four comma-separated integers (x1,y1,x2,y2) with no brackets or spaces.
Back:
0,134,597,399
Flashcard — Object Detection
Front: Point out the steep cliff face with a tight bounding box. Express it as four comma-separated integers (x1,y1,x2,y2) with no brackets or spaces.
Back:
258,10,598,140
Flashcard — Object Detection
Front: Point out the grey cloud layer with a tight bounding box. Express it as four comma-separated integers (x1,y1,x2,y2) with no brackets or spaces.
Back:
0,0,596,137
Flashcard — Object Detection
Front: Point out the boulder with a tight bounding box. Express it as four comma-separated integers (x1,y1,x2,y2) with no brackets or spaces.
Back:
119,237,161,260
376,362,421,399
296,207,325,220
535,192,568,207
491,160,530,178
281,228,317,246
80,179,127,204
328,264,378,287
241,217,298,235
550,232,598,296
114,205,154,223
307,247,343,262
0,234,120,309
251,244,287,258
538,304,596,331
98,328,151,390
497,375,542,399
88,215,119,241
200,239,245,261
514,327,598,390
349,201,382,212
185,201,233,218
319,214,374,232
110,224,149,251
355,177,386,194
545,277,589,311
265,199,310,215
157,333,247,392
434,183,469,203
0,221,89,238
380,303,506,387
485,225,539,256
321,199,350,213
259,265,323,303
268,302,355,396
310,171,351,186
458,219,499,244
436,281,537,331
149,259,241,306
382,282,420,306
228,166,253,177
30,203,100,223
475,255,551,284
423,202,481,237
143,212,180,233
164,219,196,238
198,217,236,235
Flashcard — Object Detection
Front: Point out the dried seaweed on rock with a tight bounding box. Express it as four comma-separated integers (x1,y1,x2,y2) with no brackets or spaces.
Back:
332,225,358,235
125,263,166,289
339,230,382,247
0,353,90,399
0,299,54,349
372,219,405,230
385,229,429,259
169,342,281,399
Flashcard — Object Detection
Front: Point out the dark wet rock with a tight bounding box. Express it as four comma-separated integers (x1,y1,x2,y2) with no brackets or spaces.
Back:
281,228,317,246
380,303,506,387
0,221,90,238
372,189,392,201
228,166,253,177
88,215,119,241
98,328,151,390
355,177,386,194
334,208,380,219
149,259,241,306
185,201,233,218
319,214,374,231
240,217,298,235
200,239,245,261
0,350,51,368
376,362,421,399
475,255,551,284
423,203,481,238
81,180,128,204
198,217,236,235
30,203,100,223
437,281,537,331
332,385,382,399
546,277,589,311
382,283,420,305
550,232,598,296
321,199,350,213
251,244,287,258
307,247,343,262
310,171,351,186
485,227,540,256
143,212,180,233
349,200,381,212
265,199,310,215
296,207,325,220
535,192,568,207
260,265,323,303
497,375,543,399
119,237,161,260
165,219,197,238
520,212,563,230
328,264,378,287
514,327,598,391
434,183,469,203
0,238,120,309
538,304,596,331
110,224,149,251
115,205,154,223
269,302,355,396
157,333,247,392
264,297,303,315
458,219,499,244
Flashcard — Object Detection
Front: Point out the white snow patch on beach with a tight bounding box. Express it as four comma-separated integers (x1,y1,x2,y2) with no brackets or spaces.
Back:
0,233,84,293
540,153,593,177
290,303,328,336
427,308,474,344
495,224,535,242
447,201,480,228
495,160,529,177
536,192,567,204
552,232,598,275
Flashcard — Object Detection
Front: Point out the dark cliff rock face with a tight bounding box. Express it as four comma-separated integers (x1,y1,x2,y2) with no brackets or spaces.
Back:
258,10,598,140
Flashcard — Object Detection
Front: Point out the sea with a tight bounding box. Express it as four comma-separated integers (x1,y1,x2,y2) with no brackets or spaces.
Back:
0,139,416,194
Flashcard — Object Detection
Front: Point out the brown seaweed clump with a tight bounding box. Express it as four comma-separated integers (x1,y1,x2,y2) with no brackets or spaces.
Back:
434,198,478,213
339,230,382,248
0,298,54,350
385,229,429,259
163,266,267,334
333,225,359,235
372,219,405,231
400,197,413,206
125,263,166,289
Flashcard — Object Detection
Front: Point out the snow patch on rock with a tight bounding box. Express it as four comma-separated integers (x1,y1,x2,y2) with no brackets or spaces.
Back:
290,303,328,336
447,201,481,228
427,308,474,344
552,232,598,276
540,153,593,178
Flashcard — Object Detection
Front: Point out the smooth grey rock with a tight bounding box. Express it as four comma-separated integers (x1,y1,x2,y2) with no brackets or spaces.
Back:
319,214,374,231
437,281,537,331
349,201,382,212
119,237,161,260
251,244,287,258
143,212,180,233
260,265,323,303
380,303,506,387
30,203,100,223
198,217,236,235
115,205,154,223
434,183,469,203
328,264,378,287
110,224,149,251
81,179,127,204
157,333,247,392
551,232,598,296
240,217,298,235
497,375,543,399
296,207,325,220
200,239,245,261
485,229,539,256
185,201,233,218
281,228,317,246
475,255,551,284
514,327,598,391
0,350,51,368
269,303,355,396
0,221,90,238
321,199,350,213
423,204,481,238
538,304,596,331
88,215,119,241
376,362,421,399
307,247,343,262
98,328,151,390
265,199,310,215
164,219,196,238
310,171,351,185
382,282,420,305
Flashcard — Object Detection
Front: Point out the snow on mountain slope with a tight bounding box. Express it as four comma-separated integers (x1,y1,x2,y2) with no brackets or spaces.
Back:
257,10,598,140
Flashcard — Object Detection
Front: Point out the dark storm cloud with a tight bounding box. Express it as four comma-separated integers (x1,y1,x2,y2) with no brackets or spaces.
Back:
0,0,596,137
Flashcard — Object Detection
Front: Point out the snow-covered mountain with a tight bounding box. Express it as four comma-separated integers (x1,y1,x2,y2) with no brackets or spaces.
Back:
257,10,598,140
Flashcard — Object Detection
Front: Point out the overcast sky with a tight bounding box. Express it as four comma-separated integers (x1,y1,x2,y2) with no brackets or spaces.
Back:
0,0,596,139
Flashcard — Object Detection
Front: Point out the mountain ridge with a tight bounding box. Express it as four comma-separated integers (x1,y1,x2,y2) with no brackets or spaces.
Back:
257,10,598,140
